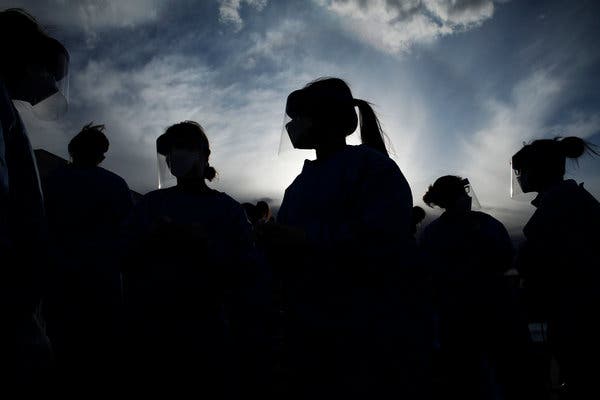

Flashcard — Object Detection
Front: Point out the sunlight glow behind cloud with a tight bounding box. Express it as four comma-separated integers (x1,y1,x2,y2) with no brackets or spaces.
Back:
3,0,599,235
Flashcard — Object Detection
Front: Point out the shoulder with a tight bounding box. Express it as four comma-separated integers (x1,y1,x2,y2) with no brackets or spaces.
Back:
352,144,400,169
534,180,598,222
139,187,169,204
354,145,407,187
422,215,445,236
209,191,252,231
471,210,503,225
471,211,509,234
420,215,446,246
96,166,129,187
212,190,245,211
45,165,71,180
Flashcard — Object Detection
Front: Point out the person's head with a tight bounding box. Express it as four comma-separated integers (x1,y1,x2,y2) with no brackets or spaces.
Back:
412,206,426,225
256,200,271,222
285,77,388,155
423,175,472,212
68,122,109,167
512,137,597,193
157,121,216,184
0,8,69,106
242,203,259,224
411,206,426,235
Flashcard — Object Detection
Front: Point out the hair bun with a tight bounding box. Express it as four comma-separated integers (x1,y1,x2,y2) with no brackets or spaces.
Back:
560,136,586,158
205,165,217,181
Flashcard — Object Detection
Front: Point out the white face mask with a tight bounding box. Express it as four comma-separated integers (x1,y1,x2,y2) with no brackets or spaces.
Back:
167,149,201,178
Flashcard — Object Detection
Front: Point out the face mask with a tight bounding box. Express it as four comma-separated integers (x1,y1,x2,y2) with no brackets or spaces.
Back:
167,149,201,178
448,194,472,213
286,117,316,150
517,170,535,193
462,195,473,211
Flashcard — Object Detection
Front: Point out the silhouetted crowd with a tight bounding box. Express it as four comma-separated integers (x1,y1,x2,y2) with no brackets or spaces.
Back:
2,8,600,400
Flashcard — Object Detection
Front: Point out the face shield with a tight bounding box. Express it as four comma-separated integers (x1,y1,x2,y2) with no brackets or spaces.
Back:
157,150,204,189
278,112,294,154
31,70,69,120
510,164,522,199
510,162,536,201
11,38,70,121
157,153,176,189
462,178,482,210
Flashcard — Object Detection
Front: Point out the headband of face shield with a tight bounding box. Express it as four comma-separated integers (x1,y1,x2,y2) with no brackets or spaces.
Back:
156,124,210,189
279,84,358,153
2,19,70,121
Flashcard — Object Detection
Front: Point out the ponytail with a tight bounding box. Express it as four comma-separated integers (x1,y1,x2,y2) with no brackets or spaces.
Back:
354,99,388,156
559,136,598,159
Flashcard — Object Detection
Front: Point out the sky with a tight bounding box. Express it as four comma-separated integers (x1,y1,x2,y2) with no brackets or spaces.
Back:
2,0,600,238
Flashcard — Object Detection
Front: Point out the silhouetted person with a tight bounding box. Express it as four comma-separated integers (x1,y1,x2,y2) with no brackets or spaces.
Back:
261,77,431,399
0,8,69,390
256,200,273,224
411,205,426,238
512,137,600,399
420,175,535,400
122,121,271,397
242,202,259,224
42,122,133,392
244,200,273,227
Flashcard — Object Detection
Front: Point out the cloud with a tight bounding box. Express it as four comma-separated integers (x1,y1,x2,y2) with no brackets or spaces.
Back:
462,70,563,200
316,0,496,54
241,19,308,68
218,0,268,32
0,0,163,46
21,51,316,201
456,69,600,229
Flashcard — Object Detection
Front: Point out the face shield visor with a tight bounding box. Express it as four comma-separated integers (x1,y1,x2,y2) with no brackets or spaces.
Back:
11,37,70,121
510,164,522,199
157,150,206,189
157,153,176,189
156,127,209,189
462,178,481,210
510,162,536,201
31,71,69,121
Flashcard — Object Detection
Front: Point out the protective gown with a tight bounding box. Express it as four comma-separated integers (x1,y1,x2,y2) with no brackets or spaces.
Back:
420,209,535,399
122,186,270,396
517,179,600,398
42,164,133,386
0,80,52,386
277,144,430,398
